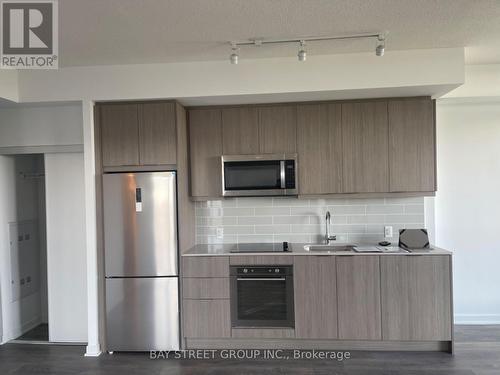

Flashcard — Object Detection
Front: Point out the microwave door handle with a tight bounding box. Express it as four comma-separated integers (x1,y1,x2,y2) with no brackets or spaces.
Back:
280,160,286,189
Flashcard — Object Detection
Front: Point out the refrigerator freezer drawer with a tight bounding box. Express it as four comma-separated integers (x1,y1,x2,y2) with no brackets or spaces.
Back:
103,172,178,277
106,277,179,351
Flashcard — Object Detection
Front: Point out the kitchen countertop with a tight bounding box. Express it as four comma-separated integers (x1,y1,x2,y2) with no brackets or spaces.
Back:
182,243,452,256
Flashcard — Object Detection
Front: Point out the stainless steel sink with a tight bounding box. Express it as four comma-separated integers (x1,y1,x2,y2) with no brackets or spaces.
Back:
303,244,355,252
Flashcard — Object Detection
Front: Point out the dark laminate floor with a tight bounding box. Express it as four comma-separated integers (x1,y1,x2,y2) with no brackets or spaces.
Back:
16,324,49,342
1,325,499,375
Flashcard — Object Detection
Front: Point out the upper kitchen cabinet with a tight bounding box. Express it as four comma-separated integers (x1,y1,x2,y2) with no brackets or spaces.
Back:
99,101,178,167
258,105,297,154
342,101,389,193
186,97,437,199
139,102,177,165
221,107,259,155
188,108,223,198
297,103,343,195
100,103,140,167
388,98,436,192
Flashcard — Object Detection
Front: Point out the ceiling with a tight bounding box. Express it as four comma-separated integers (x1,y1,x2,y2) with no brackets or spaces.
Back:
52,0,500,67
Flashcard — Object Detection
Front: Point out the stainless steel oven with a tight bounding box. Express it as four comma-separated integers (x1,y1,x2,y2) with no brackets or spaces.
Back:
230,265,294,328
221,154,298,197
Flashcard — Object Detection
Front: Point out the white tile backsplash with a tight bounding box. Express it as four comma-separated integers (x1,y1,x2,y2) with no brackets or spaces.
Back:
195,197,425,245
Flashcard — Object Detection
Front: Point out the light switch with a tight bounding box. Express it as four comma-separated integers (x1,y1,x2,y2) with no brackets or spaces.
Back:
216,228,224,239
384,226,393,238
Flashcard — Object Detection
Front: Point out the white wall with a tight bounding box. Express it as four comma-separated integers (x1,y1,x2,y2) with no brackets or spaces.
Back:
16,48,464,103
435,100,500,324
0,103,83,148
45,153,88,342
444,64,500,99
0,71,18,102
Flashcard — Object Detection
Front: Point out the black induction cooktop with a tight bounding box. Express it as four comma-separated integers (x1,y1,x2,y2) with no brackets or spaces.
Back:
229,242,290,253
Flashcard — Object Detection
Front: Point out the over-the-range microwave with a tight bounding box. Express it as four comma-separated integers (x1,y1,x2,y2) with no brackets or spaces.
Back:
221,154,298,197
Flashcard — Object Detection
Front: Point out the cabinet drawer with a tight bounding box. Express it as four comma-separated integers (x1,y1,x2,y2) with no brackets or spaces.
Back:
182,278,229,299
182,256,229,277
183,299,230,338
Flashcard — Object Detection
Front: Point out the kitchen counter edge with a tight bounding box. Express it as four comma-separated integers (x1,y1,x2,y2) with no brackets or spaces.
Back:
182,243,452,256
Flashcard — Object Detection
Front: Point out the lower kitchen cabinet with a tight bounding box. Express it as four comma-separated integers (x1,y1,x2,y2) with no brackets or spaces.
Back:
294,256,338,339
180,253,453,350
337,256,382,340
182,278,229,299
182,256,229,277
183,299,231,338
380,255,452,341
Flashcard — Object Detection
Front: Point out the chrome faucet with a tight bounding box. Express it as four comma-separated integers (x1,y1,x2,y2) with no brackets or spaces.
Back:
325,211,337,244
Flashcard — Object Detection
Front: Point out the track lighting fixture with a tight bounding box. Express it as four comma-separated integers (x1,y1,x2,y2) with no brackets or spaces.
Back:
375,35,385,57
228,32,387,63
298,40,306,62
229,43,239,64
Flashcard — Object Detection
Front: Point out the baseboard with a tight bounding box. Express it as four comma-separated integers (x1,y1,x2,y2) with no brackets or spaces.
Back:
85,344,102,357
186,338,451,352
454,314,500,325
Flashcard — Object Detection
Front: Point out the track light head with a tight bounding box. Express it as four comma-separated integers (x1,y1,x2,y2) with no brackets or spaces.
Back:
230,52,239,64
298,40,306,62
375,35,385,57
229,43,239,64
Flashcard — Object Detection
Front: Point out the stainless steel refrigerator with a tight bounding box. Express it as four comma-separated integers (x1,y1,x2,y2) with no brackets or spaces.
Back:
103,171,179,351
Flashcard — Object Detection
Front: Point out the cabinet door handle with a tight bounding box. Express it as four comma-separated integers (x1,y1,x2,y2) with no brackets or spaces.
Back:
237,278,286,281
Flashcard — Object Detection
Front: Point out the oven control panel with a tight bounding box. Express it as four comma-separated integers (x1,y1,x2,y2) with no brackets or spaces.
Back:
231,266,293,276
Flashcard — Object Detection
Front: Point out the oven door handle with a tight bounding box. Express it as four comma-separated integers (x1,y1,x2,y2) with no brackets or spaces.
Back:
236,277,286,281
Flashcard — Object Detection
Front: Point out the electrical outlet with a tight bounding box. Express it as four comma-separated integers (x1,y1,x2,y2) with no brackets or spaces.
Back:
384,225,393,238
216,227,224,239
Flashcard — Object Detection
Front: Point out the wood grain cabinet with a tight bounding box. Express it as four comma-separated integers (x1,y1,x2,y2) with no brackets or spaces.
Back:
181,256,230,339
100,103,140,167
221,107,259,155
183,299,231,338
294,256,338,339
188,109,223,198
187,97,437,198
258,105,297,154
341,101,389,193
139,102,177,165
297,103,343,194
99,102,177,167
380,255,452,341
336,256,382,340
388,98,436,192
182,256,229,277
